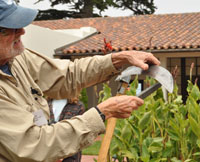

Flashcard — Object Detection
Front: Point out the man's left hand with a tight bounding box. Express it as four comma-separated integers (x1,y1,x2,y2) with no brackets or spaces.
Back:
111,50,160,70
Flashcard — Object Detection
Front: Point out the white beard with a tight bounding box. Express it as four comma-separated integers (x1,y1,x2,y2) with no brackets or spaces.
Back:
0,44,24,65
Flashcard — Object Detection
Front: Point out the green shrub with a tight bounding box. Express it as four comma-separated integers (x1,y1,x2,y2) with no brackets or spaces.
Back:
99,77,200,162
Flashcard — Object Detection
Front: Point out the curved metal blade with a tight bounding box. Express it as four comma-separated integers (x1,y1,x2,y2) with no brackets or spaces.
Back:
116,65,174,93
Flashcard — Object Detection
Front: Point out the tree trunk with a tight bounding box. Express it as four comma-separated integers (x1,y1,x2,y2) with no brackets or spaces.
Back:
80,0,94,18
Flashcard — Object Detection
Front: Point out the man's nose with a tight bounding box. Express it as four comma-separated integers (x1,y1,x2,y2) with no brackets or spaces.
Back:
15,28,25,35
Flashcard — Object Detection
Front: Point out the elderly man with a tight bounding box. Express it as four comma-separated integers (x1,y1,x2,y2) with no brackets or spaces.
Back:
0,0,160,162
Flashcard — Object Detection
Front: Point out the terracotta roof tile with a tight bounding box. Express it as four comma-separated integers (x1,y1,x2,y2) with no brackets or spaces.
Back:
33,12,200,55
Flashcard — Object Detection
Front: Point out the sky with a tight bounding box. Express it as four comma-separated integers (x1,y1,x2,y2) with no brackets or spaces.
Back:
19,0,200,16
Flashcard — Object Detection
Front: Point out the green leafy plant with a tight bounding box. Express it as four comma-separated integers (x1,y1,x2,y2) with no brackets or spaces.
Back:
79,88,88,110
98,73,200,162
98,83,112,103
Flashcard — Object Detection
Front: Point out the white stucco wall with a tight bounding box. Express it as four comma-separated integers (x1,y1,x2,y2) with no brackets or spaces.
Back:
22,24,98,58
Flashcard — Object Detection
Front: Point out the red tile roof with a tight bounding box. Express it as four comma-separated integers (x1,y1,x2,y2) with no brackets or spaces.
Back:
33,12,200,56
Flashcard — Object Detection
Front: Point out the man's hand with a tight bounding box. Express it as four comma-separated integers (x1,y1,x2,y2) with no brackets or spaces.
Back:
97,95,144,120
111,50,160,70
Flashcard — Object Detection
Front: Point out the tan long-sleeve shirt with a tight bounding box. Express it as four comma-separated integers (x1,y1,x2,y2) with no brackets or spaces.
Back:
0,49,119,162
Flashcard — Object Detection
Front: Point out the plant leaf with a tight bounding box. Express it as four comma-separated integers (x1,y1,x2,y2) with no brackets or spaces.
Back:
139,111,151,130
188,115,200,138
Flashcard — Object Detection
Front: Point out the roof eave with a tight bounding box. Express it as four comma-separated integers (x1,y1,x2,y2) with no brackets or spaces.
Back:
151,48,200,53
54,48,200,58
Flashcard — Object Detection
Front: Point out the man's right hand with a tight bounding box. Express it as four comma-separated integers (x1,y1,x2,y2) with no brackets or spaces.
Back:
97,95,144,120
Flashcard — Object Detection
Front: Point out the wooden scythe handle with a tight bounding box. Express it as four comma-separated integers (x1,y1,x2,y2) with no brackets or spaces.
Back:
97,117,117,162
97,82,129,162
